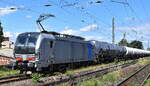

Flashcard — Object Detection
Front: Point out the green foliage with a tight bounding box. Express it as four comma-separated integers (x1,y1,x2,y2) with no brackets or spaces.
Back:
144,79,150,86
147,48,150,51
118,39,129,46
137,58,150,65
65,70,75,77
53,72,62,75
77,72,119,86
77,58,150,86
118,38,144,49
0,67,19,77
129,40,143,49
102,73,118,82
0,21,4,47
31,73,43,82
77,78,100,86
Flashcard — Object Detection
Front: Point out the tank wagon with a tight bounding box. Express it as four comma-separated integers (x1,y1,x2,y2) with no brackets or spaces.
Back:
12,31,150,72
90,40,127,62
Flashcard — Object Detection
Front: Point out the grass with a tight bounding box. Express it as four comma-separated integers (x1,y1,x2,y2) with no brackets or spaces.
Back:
65,59,131,75
56,83,72,86
65,70,75,77
31,73,44,82
137,57,150,65
53,72,62,75
77,78,100,86
76,57,150,86
144,79,150,86
0,66,19,77
77,72,119,86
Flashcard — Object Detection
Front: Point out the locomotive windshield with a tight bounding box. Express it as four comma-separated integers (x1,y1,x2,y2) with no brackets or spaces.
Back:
14,33,39,54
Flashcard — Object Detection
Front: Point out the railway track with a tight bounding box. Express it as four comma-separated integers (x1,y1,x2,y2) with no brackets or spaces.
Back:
116,63,150,86
0,74,31,85
35,60,137,86
141,73,150,86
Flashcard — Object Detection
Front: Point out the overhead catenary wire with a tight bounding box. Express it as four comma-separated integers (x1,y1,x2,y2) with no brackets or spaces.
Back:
48,0,94,27
48,0,112,40
0,0,85,31
125,0,143,23
58,0,113,37
1,0,148,44
55,0,112,27
135,0,150,18
0,0,42,14
109,0,143,41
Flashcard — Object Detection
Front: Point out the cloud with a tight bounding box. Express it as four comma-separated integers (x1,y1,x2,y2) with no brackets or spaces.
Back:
117,23,150,35
80,24,98,31
0,6,17,16
124,17,135,21
4,32,13,38
61,29,78,35
4,32,20,41
26,15,32,18
61,24,98,35
64,26,69,29
84,35,102,40
116,23,150,42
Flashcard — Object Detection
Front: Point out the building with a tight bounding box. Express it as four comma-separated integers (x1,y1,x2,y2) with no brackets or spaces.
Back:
1,37,14,49
0,48,14,65
0,37,14,65
0,55,14,65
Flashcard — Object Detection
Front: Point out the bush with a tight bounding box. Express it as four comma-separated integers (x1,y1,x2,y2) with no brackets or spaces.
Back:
77,78,100,86
53,72,62,75
102,73,117,82
0,67,9,71
145,79,150,86
31,73,43,82
65,70,75,77
0,67,19,77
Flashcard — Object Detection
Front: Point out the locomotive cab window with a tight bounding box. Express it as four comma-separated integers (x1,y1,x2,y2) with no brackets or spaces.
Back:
50,41,53,48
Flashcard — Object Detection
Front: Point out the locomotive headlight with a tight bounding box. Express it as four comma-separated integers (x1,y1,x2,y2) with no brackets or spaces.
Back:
15,57,23,61
26,57,36,61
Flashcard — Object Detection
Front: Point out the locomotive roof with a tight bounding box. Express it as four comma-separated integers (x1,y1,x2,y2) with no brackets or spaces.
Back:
41,31,85,40
19,31,85,41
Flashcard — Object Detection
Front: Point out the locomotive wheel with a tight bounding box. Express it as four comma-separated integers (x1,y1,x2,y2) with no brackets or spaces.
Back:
58,65,66,73
19,70,27,74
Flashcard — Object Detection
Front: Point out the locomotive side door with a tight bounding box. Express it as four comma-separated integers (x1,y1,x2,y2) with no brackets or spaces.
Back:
39,38,54,67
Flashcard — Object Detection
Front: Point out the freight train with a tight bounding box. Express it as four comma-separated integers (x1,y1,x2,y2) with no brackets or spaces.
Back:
11,31,150,72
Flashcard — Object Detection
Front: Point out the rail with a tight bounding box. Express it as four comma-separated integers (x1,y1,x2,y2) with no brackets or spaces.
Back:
116,63,150,86
36,60,137,86
141,73,150,86
0,74,31,85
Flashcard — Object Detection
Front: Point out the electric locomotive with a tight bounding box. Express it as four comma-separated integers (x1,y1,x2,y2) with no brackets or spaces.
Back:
12,31,94,72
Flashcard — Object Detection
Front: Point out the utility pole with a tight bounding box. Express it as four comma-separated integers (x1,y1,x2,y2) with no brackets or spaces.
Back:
148,40,149,49
123,32,126,40
112,17,115,44
132,29,137,40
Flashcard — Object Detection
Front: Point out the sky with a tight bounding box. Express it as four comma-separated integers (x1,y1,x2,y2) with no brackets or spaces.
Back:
0,0,150,49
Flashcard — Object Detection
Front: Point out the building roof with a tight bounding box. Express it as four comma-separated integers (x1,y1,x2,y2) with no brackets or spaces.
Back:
3,37,9,41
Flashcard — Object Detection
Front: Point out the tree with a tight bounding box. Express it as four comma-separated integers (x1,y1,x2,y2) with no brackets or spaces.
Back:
0,21,3,47
118,39,129,46
129,40,143,49
147,48,150,51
